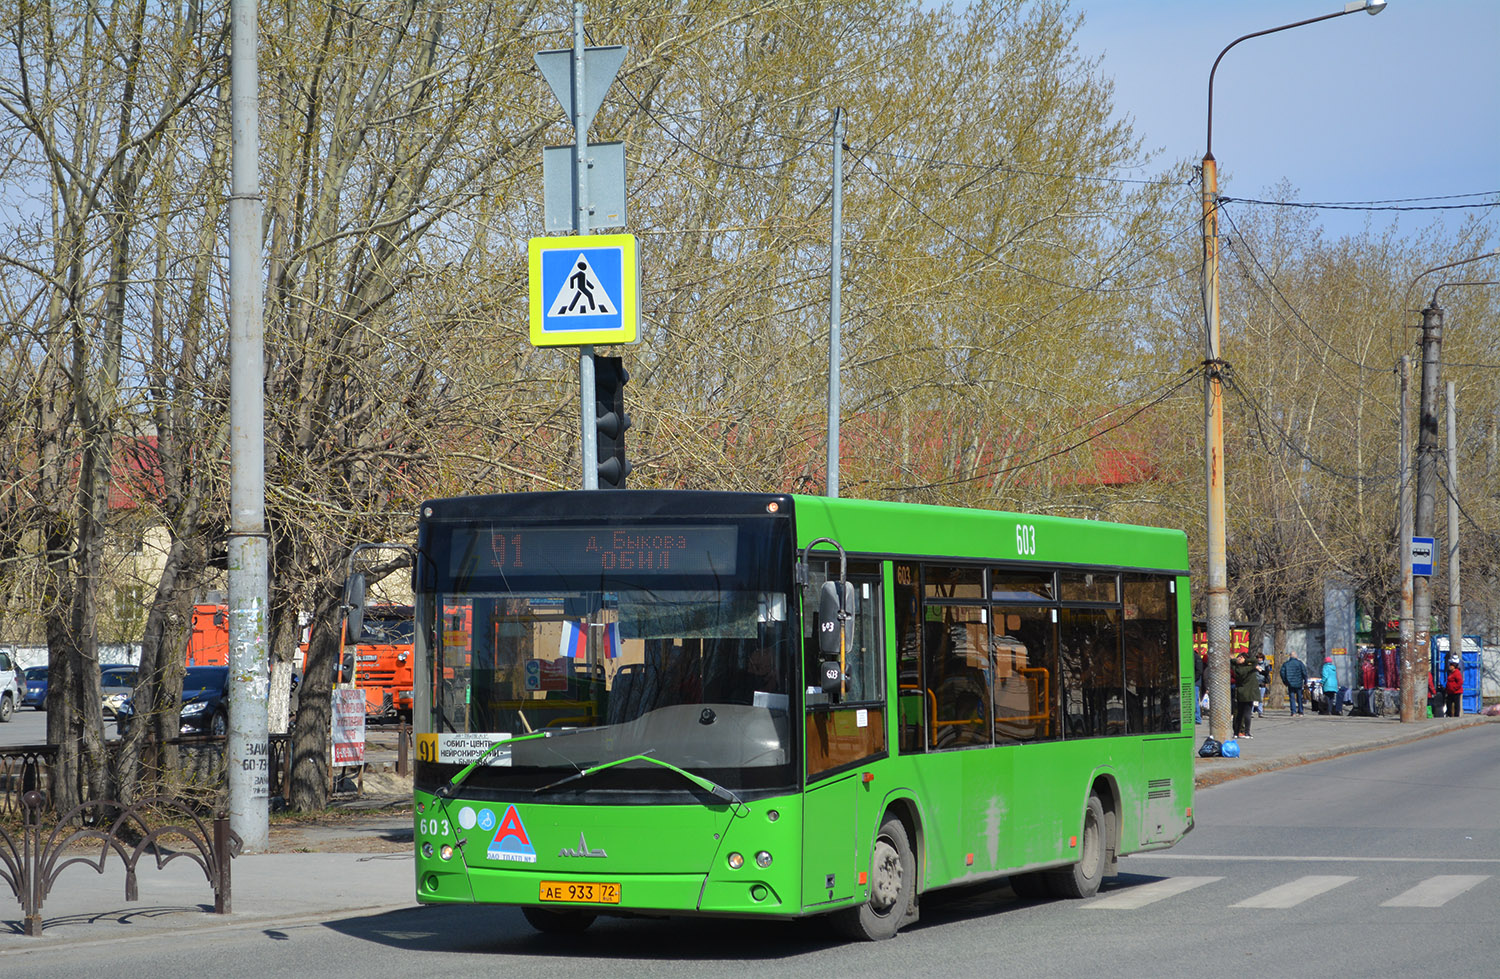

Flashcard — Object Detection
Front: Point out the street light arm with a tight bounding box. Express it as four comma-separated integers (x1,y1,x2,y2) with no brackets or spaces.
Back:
1432,280,1500,308
1206,6,1372,158
1398,251,1498,315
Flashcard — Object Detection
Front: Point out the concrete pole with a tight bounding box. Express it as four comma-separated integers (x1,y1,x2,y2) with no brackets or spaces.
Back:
574,0,597,490
1408,303,1443,720
227,0,269,850
1446,380,1461,674
1398,357,1414,707
1201,151,1231,744
827,108,843,499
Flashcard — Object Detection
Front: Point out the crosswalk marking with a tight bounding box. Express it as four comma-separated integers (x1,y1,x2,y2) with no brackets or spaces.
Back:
1380,875,1489,907
1082,876,1222,910
1230,875,1356,908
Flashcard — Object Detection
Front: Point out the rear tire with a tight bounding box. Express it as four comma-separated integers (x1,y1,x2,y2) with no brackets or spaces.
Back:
1048,793,1107,899
835,815,915,941
522,907,596,934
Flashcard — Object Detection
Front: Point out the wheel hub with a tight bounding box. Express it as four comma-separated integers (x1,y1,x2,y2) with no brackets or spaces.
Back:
870,838,902,911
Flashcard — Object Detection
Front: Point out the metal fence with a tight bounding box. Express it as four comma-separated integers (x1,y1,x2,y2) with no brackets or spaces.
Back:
1,735,294,817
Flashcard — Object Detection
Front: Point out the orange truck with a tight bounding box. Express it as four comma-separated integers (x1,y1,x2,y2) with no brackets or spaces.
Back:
189,601,414,719
185,604,230,666
340,604,415,720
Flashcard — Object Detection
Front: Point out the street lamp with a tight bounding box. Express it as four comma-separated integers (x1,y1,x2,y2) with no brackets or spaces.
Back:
1200,0,1386,743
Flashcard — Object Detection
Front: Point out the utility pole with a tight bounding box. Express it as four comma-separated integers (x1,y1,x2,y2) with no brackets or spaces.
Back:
1397,356,1413,707
227,0,269,850
1446,380,1461,676
1407,302,1442,721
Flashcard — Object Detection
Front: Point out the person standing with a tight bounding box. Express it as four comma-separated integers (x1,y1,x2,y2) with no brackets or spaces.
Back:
1254,653,1269,716
1321,656,1341,716
1194,648,1205,724
1279,651,1308,717
1444,658,1464,718
1231,652,1257,739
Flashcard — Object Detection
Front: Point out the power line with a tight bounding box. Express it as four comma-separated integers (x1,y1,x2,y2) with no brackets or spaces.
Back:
1217,205,1388,375
880,367,1201,493
1224,193,1498,213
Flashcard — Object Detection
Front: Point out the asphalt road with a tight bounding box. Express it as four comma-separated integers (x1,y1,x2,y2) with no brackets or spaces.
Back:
0,703,48,745
6,725,1494,978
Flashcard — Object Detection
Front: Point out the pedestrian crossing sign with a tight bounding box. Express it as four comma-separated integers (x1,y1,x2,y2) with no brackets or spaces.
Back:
528,233,640,347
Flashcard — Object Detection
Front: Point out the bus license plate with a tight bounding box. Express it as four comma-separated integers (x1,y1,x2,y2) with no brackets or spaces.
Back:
540,881,621,905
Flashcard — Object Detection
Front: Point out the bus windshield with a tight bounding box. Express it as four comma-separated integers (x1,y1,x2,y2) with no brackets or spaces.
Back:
418,510,798,797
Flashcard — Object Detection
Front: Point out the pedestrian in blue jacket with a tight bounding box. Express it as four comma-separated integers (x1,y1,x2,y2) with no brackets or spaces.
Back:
1279,652,1308,716
1321,657,1340,716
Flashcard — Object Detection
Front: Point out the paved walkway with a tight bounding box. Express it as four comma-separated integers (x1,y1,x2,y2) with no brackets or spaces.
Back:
1193,707,1494,786
3,712,1493,949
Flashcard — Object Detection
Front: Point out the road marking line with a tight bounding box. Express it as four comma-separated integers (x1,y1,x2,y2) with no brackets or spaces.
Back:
1231,875,1356,908
1134,854,1500,864
1380,875,1489,907
1082,876,1222,910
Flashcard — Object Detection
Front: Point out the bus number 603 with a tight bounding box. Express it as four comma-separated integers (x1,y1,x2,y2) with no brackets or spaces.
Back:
1016,523,1037,556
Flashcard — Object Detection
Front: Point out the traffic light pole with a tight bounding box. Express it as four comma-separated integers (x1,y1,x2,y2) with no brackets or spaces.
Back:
572,1,598,490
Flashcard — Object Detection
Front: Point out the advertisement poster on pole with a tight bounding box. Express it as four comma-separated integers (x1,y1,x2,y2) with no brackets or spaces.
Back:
331,687,367,765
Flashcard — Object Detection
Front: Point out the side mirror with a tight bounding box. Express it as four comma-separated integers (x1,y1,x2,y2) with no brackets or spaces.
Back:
342,573,367,645
819,660,844,695
816,580,856,658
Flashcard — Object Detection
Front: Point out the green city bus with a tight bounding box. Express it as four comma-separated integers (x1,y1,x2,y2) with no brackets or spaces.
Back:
409,490,1194,939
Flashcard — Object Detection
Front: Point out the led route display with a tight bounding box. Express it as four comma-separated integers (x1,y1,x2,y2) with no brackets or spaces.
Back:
450,525,738,577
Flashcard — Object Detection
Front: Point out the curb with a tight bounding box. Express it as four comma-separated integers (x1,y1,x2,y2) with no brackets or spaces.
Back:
1193,714,1495,788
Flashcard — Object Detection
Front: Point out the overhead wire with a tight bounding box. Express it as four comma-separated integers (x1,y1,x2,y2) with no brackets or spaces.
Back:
879,366,1202,493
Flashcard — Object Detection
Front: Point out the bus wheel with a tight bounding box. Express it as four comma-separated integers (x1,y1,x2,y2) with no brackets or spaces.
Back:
522,907,596,934
1049,793,1106,899
836,816,914,941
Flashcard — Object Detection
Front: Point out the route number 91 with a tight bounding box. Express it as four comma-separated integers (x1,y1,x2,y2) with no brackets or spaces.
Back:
1015,524,1037,556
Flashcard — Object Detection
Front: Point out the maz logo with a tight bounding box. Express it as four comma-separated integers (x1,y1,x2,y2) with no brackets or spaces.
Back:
558,833,608,858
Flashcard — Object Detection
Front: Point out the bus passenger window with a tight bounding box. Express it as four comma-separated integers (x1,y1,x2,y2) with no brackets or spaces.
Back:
925,603,991,750
894,563,924,753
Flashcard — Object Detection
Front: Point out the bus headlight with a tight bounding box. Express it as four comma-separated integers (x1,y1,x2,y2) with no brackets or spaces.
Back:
755,851,773,868
440,844,454,861
727,852,744,870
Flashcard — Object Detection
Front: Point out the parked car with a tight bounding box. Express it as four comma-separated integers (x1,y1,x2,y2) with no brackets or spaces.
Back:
0,649,19,722
116,665,230,738
22,665,48,709
100,664,139,718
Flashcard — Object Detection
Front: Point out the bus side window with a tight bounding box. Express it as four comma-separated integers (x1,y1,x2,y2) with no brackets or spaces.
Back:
894,562,924,753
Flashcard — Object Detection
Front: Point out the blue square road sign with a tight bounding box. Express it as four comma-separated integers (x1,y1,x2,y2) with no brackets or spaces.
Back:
528,233,639,347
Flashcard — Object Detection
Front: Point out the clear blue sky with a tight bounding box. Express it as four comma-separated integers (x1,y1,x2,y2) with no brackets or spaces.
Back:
1071,0,1499,240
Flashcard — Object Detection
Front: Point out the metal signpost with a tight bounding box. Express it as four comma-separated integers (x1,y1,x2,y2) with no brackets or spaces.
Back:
533,3,632,490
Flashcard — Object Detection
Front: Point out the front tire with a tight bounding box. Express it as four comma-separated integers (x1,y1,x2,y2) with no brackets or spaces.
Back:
835,815,915,941
1049,793,1107,899
0,693,13,722
522,907,596,934
210,710,228,737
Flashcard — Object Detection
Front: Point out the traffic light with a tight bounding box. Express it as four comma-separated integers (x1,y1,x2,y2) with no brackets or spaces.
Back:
594,356,632,488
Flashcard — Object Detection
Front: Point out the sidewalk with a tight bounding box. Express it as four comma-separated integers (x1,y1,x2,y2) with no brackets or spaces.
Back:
1192,706,1496,786
3,712,1493,948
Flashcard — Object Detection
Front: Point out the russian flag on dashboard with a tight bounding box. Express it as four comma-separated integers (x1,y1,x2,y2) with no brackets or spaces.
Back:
559,619,587,660
601,622,621,659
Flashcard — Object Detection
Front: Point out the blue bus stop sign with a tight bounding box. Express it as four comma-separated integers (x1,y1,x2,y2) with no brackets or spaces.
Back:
1410,536,1435,577
528,233,639,347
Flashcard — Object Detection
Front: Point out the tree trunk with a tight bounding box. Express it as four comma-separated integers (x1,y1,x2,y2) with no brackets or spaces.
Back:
288,587,343,811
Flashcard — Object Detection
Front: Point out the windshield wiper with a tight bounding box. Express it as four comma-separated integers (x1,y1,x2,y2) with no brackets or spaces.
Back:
535,753,744,809
433,727,592,800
